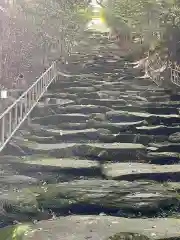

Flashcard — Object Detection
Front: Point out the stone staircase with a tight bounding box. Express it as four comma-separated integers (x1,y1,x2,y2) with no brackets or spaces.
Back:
0,32,180,239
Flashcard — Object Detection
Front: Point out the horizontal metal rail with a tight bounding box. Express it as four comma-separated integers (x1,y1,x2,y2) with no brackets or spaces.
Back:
0,61,58,152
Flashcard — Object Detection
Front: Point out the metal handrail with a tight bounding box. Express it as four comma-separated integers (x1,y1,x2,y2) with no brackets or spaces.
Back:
170,63,180,87
0,61,58,152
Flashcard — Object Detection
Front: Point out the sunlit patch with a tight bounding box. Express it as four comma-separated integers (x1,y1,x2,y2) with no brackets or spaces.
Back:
88,17,103,26
85,0,109,32
86,17,110,32
0,5,6,12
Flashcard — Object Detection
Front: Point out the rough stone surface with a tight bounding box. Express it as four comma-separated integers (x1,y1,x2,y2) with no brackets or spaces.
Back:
23,180,180,216
103,162,180,181
1,25,180,237
3,215,180,240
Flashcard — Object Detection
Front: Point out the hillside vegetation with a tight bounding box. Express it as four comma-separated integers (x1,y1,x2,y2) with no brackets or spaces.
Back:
99,0,180,89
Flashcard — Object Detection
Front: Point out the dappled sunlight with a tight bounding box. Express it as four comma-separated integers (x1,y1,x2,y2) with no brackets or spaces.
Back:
85,0,110,33
86,17,110,32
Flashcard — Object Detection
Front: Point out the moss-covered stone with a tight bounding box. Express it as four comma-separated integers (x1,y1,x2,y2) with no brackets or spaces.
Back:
108,232,151,240
22,179,180,216
1,216,180,240
0,224,31,240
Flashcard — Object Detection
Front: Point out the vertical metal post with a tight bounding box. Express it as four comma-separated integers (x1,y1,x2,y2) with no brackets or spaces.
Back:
40,80,42,94
38,81,40,97
20,101,23,121
37,82,39,98
35,83,38,100
54,62,57,80
41,77,43,92
53,63,56,83
35,84,37,100
44,75,46,86
44,75,46,87
1,117,5,144
28,92,30,110
39,81,41,96
15,104,18,126
48,68,50,83
24,94,27,113
32,88,34,103
9,111,12,136
170,68,173,83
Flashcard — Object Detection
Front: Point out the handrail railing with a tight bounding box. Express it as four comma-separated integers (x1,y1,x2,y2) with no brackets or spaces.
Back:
0,61,58,152
170,63,180,87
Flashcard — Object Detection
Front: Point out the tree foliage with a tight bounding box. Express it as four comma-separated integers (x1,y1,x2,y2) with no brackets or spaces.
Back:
102,0,180,60
0,0,89,88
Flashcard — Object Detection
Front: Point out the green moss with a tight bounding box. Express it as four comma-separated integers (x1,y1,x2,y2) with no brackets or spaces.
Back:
0,224,31,240
108,232,150,240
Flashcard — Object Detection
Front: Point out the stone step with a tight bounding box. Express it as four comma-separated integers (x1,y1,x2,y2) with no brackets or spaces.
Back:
28,122,89,131
92,92,148,102
18,179,180,217
93,85,128,92
32,114,90,125
106,110,180,121
47,103,109,113
106,110,180,125
30,114,161,135
15,141,146,161
112,105,179,115
130,84,166,91
134,125,180,135
2,155,101,183
147,152,180,164
0,174,38,187
149,142,180,153
76,98,127,106
41,93,77,101
61,86,96,94
86,119,147,133
26,127,167,146
24,135,57,144
50,91,106,100
27,128,112,143
120,79,153,87
146,95,171,102
57,105,112,114
140,101,180,108
8,215,180,240
50,81,97,89
103,162,180,181
27,118,166,143
113,133,168,145
52,80,108,90
169,94,180,101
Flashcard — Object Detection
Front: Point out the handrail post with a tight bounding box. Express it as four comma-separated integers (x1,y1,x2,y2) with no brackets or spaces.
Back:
15,105,18,126
9,111,12,137
1,117,5,145
20,101,23,121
